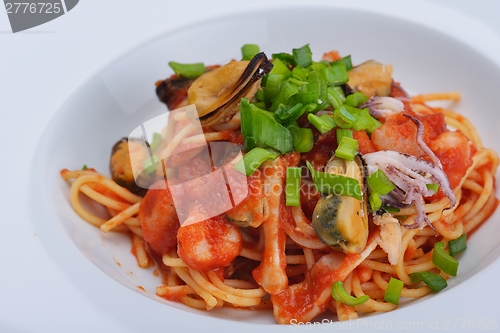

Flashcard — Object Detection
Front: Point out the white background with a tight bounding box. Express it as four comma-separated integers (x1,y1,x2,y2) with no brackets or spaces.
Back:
1,1,500,332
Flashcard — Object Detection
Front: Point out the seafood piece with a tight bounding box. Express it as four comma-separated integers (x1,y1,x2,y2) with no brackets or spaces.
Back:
428,130,473,190
225,169,269,228
363,150,456,229
252,157,288,294
371,111,472,190
139,176,243,271
311,155,369,254
360,96,404,120
138,180,180,255
371,111,448,157
177,215,242,272
282,205,329,250
353,130,376,155
110,138,155,195
373,213,402,265
187,52,272,127
271,232,380,324
404,114,443,168
347,60,393,98
155,76,196,110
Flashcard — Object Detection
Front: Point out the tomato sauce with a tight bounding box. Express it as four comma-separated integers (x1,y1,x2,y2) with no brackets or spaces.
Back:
302,130,337,168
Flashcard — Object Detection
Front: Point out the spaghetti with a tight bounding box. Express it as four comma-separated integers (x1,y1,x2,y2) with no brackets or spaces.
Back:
61,48,499,324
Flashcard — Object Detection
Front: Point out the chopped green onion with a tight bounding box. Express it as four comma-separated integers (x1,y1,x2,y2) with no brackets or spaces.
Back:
288,124,313,153
273,103,305,126
432,242,459,276
239,98,293,154
255,89,265,102
81,164,88,170
268,58,291,78
335,136,358,161
292,66,308,81
384,277,404,305
308,113,335,134
327,87,344,109
345,92,368,107
343,105,376,131
332,86,346,101
331,55,353,71
448,234,467,256
303,103,318,114
234,147,278,176
331,281,369,306
241,44,260,60
369,192,382,212
298,70,327,110
252,101,266,109
409,271,447,293
307,161,362,200
243,136,257,152
333,105,357,129
149,132,162,152
336,128,353,145
319,114,335,129
366,117,382,134
143,155,160,175
168,61,206,79
272,52,297,67
396,215,408,222
383,205,400,213
287,78,309,87
312,71,328,110
426,183,439,194
264,74,285,101
367,169,395,195
322,64,349,86
270,81,299,112
310,61,329,72
286,167,302,206
292,44,313,68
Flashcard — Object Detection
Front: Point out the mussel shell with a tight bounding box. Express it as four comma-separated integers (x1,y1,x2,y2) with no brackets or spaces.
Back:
110,138,157,196
188,52,272,127
155,76,196,111
311,155,369,254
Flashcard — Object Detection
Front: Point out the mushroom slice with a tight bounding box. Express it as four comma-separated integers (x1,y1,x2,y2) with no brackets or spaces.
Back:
187,52,272,127
311,155,369,254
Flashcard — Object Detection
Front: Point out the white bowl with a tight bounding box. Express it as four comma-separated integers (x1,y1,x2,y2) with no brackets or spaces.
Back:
32,2,500,326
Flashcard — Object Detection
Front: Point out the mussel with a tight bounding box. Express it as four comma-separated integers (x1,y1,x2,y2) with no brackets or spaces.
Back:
155,76,196,110
187,52,272,127
311,154,369,254
347,60,393,98
110,138,156,196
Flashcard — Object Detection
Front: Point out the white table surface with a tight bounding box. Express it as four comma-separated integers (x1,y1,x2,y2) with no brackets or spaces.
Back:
1,1,500,332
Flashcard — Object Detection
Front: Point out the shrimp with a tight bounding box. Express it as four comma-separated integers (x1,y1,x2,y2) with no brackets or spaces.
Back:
177,214,242,272
371,111,447,157
371,111,472,189
429,130,473,189
139,155,244,271
139,179,243,271
138,180,180,255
